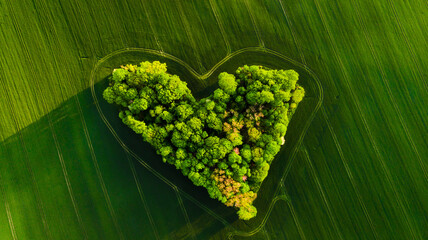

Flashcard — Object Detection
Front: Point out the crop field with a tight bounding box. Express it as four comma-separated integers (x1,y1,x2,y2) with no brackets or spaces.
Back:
0,0,427,239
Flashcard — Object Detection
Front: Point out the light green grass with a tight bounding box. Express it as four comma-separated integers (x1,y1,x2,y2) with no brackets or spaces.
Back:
0,0,427,239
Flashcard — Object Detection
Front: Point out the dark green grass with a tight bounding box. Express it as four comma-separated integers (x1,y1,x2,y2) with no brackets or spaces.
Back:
210,0,260,51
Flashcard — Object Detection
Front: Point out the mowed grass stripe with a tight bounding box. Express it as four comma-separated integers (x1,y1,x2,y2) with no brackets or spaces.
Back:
301,145,344,240
21,118,87,239
355,0,428,174
130,155,193,239
277,0,307,68
1,136,47,239
51,97,122,239
384,0,427,90
285,197,307,240
280,0,422,237
136,0,164,52
210,0,259,51
80,90,186,239
0,52,52,239
47,113,88,238
1,0,161,140
208,0,231,54
2,1,89,237
1,0,81,140
245,0,301,61
4,201,17,240
86,1,126,49
75,96,125,240
286,0,420,237
141,0,205,73
0,86,15,140
19,15,89,234
175,1,208,73
312,0,423,238
174,188,197,240
27,12,104,239
30,0,81,97
263,198,303,239
243,0,264,47
178,0,229,71
287,112,378,238
350,0,427,180
0,147,16,240
125,151,160,240
274,1,379,237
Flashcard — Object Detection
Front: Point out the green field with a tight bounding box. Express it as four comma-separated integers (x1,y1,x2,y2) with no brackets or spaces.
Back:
0,0,427,239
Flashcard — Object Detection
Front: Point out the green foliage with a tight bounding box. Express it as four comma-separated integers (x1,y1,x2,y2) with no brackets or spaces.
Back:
251,162,270,182
218,72,238,95
291,86,305,103
248,127,262,142
237,205,257,221
112,68,129,82
103,62,304,220
102,87,116,104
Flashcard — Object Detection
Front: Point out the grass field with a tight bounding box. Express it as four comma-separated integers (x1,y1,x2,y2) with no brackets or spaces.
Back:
0,0,427,239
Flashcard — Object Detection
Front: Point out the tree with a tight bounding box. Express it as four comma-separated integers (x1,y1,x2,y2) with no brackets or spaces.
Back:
218,72,238,95
260,90,274,104
292,87,305,103
228,152,242,164
112,68,129,83
176,148,187,159
241,145,252,162
237,205,257,220
245,91,260,105
175,103,194,121
248,127,261,142
102,87,116,104
187,117,202,132
227,132,243,146
128,98,149,113
251,162,270,183
206,112,222,131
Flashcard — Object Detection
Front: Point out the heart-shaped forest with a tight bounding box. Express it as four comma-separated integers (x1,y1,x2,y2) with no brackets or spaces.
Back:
102,61,305,220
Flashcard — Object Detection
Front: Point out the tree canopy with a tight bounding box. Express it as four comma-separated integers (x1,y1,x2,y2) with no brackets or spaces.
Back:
103,61,305,220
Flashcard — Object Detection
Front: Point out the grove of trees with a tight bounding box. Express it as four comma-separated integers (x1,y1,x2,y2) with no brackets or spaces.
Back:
103,61,305,220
